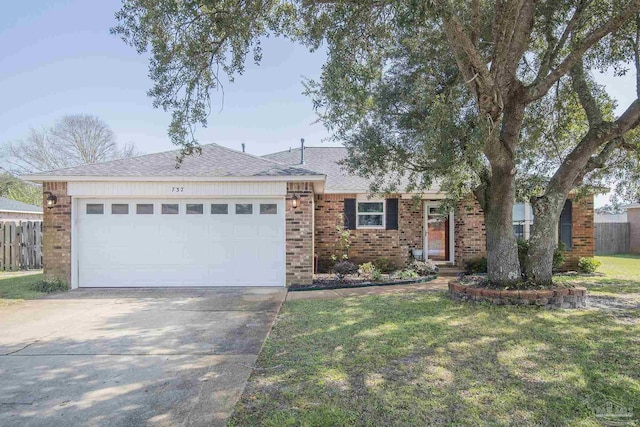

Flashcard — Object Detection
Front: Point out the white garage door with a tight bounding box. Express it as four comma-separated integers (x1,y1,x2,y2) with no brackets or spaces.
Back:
76,198,285,287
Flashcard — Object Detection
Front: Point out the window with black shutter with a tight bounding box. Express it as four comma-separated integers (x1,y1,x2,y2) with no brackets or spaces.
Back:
344,198,356,230
386,198,399,230
559,200,573,249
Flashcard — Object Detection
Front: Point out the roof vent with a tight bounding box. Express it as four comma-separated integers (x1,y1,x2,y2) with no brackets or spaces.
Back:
300,138,305,165
241,143,245,153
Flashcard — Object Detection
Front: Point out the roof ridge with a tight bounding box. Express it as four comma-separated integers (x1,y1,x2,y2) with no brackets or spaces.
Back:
32,142,209,174
263,146,346,157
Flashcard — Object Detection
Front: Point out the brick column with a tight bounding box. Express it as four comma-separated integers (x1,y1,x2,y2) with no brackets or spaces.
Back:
630,207,640,254
42,182,71,285
454,197,487,267
286,182,314,286
562,194,594,269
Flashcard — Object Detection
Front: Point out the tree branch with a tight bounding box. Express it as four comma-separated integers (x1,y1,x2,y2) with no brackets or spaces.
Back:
526,1,640,103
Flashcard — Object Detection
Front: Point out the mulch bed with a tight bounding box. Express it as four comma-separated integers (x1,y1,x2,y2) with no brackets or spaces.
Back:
460,273,577,290
288,273,438,291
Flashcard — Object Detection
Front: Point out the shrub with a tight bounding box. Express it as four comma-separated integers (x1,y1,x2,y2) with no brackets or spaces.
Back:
396,269,419,280
358,262,377,279
373,257,394,273
408,260,438,276
333,261,358,281
371,269,383,282
465,257,488,274
578,257,601,274
32,278,68,294
553,242,566,270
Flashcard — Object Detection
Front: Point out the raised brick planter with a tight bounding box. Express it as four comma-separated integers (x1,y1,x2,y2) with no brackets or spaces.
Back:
448,280,587,309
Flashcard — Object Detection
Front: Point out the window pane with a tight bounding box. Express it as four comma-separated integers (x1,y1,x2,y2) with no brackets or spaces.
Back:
162,204,179,214
86,204,104,214
186,204,203,214
358,214,383,226
136,204,154,214
357,202,384,213
513,203,526,222
260,204,277,214
513,224,524,240
211,204,228,214
236,203,253,214
111,204,128,215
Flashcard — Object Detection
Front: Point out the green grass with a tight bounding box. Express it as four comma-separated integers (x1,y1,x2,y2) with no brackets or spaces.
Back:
0,272,45,305
229,255,640,426
556,255,640,296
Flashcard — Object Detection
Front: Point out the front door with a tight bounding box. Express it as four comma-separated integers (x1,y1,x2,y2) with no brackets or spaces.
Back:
424,203,451,262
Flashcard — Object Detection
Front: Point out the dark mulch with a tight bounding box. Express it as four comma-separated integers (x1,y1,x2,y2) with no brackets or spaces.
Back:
460,273,576,291
289,273,437,291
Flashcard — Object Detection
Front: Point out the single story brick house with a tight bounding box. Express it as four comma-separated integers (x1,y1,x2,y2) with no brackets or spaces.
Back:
24,143,593,288
0,197,43,221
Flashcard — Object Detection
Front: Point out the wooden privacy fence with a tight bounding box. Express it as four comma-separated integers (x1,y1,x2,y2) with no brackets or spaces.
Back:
0,221,43,271
595,222,630,255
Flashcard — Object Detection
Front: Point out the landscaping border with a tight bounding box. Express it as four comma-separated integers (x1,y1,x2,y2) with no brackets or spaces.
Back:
288,274,438,292
448,280,587,309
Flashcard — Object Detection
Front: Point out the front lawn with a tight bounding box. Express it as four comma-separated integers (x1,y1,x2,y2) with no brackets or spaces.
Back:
230,256,640,426
0,272,45,305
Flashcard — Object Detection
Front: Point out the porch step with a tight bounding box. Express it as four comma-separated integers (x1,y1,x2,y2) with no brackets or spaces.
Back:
437,266,464,278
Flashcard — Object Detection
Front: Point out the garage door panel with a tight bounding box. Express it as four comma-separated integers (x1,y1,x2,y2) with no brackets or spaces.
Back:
77,198,285,287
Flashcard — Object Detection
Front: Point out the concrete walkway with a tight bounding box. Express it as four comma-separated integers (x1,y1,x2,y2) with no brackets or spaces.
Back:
0,287,285,427
286,277,449,301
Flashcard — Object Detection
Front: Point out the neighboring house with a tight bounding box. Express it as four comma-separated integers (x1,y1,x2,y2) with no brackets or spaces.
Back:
24,143,594,289
0,197,43,221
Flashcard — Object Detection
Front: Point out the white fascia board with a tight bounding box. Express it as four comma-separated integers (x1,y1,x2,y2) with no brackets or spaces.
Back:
22,174,326,183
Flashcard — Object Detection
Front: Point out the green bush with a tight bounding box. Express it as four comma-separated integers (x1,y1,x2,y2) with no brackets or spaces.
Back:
358,262,376,276
465,257,488,274
371,269,383,282
578,257,601,274
373,257,395,273
396,269,419,280
553,242,566,270
31,278,68,294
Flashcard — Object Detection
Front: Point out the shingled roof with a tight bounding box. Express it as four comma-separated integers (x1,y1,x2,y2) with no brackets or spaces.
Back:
24,143,324,179
263,146,433,193
0,197,42,213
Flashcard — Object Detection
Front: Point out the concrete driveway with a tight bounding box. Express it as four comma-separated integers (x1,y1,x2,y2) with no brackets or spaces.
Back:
0,287,286,427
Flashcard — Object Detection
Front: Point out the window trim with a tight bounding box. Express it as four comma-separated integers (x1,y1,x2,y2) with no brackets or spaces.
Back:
355,198,385,229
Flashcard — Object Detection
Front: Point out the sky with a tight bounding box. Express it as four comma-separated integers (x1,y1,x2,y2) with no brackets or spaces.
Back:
0,0,637,207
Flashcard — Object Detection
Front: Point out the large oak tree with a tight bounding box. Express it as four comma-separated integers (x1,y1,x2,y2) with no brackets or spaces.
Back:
112,0,640,285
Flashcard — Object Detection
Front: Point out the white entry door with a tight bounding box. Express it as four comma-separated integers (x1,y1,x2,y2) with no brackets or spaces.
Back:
76,198,285,287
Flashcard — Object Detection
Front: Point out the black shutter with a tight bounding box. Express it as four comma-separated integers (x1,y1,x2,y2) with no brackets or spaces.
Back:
386,198,399,230
559,200,573,250
344,198,356,230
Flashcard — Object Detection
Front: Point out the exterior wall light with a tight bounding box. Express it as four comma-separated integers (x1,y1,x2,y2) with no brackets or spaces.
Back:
46,193,57,209
291,194,299,209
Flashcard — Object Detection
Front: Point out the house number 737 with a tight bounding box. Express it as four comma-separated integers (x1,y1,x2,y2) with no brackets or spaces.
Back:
171,187,184,192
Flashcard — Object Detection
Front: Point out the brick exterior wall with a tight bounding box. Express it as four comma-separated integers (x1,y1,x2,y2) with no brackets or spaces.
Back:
629,207,640,254
0,211,43,221
454,197,487,267
315,194,417,270
42,182,71,285
286,182,315,286
562,194,595,269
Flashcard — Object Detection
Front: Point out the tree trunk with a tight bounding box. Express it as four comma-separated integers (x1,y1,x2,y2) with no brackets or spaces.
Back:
480,165,522,285
525,194,565,285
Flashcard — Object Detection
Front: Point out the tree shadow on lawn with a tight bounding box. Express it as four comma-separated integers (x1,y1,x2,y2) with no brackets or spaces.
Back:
230,293,640,427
